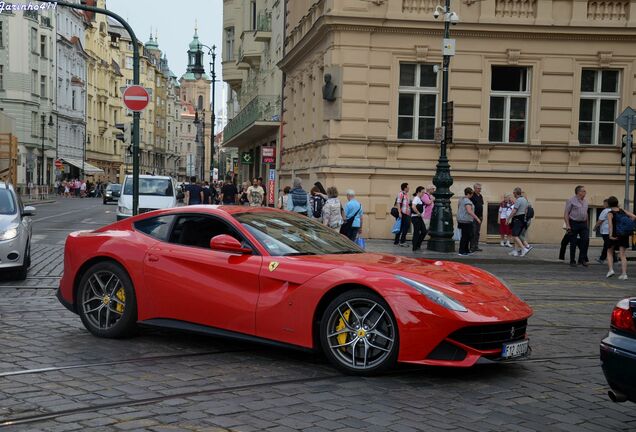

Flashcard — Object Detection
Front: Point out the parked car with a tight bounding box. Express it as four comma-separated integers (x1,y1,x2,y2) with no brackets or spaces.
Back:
103,183,121,205
57,207,533,375
600,297,636,403
116,175,177,220
0,182,35,280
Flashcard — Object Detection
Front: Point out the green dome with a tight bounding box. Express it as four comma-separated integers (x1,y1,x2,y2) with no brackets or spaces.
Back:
189,29,201,51
146,33,159,50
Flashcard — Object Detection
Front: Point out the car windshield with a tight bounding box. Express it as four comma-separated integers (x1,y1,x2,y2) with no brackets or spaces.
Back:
108,184,121,191
123,178,173,196
233,211,362,256
0,189,17,215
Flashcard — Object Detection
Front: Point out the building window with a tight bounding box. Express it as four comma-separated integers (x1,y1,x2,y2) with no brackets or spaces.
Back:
197,95,203,110
40,35,46,58
127,41,133,51
24,9,38,21
489,66,530,143
578,69,619,145
0,65,3,90
225,27,235,61
125,56,133,69
250,1,257,30
0,22,4,47
40,75,46,97
72,90,76,110
31,112,38,136
31,70,38,94
30,28,38,54
397,63,438,140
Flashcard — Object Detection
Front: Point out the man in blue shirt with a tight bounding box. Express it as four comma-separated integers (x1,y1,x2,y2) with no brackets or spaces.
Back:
185,176,203,205
286,177,310,216
343,189,363,241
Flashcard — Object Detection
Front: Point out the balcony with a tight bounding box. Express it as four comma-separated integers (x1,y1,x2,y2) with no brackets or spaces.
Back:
255,11,272,42
222,59,247,91
238,31,262,68
223,95,281,147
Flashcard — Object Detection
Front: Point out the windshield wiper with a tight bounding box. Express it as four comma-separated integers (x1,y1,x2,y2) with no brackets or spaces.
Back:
330,251,362,255
282,252,317,256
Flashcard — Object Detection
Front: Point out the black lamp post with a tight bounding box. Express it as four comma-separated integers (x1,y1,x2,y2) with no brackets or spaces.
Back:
196,42,217,182
40,114,54,186
428,0,458,253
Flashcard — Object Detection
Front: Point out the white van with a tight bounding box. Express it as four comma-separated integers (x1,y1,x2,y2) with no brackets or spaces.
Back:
116,175,179,220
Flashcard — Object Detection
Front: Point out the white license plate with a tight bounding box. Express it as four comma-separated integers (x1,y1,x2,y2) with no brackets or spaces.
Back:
501,339,529,359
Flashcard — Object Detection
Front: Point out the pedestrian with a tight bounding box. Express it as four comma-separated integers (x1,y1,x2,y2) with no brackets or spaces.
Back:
498,194,514,247
322,186,343,230
456,187,480,256
394,183,411,247
314,181,327,195
185,176,203,205
239,182,250,206
507,187,531,257
247,178,265,207
342,189,363,241
606,195,636,280
422,184,435,235
411,186,426,251
202,181,213,204
220,177,239,205
519,194,534,251
594,199,616,264
309,186,327,219
564,185,589,267
286,177,309,215
470,182,484,252
278,186,290,209
80,180,87,198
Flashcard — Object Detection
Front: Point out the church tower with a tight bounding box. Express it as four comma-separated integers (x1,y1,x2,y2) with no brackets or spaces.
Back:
180,25,212,180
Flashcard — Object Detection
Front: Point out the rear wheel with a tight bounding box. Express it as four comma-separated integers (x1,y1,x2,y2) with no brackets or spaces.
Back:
320,289,399,375
77,261,137,338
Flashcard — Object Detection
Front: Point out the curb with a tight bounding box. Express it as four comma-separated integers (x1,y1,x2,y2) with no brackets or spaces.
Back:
24,200,57,205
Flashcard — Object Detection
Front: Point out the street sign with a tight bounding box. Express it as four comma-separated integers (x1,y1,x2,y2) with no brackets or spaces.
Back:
122,85,150,112
268,169,275,206
616,106,636,131
54,159,63,169
262,146,276,164
241,152,253,165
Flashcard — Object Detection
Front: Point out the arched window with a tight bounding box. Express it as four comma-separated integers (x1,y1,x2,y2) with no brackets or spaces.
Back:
197,95,203,110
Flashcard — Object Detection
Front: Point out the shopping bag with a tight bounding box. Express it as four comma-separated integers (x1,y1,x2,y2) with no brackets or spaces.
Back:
356,237,366,249
391,218,401,234
452,227,462,241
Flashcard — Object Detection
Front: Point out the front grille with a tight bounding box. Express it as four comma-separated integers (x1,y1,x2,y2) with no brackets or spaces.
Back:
427,341,467,361
448,320,527,351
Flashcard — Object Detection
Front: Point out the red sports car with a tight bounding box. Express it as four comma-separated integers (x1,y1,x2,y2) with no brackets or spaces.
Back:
57,206,532,374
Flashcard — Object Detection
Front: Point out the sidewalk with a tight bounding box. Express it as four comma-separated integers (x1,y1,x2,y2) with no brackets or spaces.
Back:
363,239,634,265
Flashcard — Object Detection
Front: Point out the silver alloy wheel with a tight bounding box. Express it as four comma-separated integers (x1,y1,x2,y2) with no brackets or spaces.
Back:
325,298,395,370
81,270,126,330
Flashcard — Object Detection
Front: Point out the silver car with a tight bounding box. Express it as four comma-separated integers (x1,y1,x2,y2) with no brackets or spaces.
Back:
0,182,35,280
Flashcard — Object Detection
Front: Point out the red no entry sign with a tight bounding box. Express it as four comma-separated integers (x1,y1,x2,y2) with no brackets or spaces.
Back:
123,85,150,111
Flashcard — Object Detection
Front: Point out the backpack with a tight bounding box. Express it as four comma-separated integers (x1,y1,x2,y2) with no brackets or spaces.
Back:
312,195,326,218
614,210,636,236
525,205,534,222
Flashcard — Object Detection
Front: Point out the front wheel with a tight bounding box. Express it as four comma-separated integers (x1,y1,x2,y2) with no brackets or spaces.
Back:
77,261,137,338
320,289,399,375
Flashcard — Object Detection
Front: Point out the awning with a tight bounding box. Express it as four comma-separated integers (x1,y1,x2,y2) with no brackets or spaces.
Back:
59,158,105,174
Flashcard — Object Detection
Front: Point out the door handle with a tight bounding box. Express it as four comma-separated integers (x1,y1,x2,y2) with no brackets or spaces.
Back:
148,254,159,262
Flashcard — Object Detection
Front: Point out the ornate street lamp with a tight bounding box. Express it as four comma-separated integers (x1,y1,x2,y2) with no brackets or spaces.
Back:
197,42,218,182
40,114,54,186
428,0,459,253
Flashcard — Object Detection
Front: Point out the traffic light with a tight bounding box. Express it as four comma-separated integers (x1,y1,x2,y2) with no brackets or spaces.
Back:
621,134,633,167
115,122,132,145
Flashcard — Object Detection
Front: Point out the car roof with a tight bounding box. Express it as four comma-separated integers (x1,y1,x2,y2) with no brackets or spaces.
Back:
130,205,288,220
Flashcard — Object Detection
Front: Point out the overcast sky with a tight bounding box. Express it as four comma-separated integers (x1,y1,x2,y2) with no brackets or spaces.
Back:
106,0,225,117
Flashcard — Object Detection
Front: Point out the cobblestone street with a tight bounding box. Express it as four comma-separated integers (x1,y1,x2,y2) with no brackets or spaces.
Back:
1,199,635,432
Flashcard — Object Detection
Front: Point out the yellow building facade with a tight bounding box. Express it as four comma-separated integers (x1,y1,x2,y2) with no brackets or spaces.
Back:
281,0,636,244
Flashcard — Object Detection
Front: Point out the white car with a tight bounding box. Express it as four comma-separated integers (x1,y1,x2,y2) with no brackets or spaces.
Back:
116,175,179,221
0,182,35,280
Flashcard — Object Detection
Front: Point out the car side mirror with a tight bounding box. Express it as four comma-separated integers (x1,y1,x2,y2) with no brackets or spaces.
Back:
210,234,252,254
22,206,36,217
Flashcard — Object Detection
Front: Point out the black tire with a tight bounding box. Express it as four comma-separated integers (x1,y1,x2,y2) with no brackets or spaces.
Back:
103,199,107,205
77,261,137,338
12,242,30,281
320,289,399,375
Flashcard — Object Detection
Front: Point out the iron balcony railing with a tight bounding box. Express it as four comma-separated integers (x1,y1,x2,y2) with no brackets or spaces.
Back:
257,11,272,32
223,95,281,143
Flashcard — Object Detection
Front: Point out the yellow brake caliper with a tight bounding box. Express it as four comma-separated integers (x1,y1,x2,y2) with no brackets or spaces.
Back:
336,309,351,350
115,288,126,314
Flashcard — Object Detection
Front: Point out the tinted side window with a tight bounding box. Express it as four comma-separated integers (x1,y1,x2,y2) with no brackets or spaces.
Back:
134,215,175,241
169,215,242,249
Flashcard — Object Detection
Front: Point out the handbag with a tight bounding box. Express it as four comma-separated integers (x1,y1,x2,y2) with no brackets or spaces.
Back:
452,227,462,241
355,237,366,249
391,217,402,234
340,205,361,236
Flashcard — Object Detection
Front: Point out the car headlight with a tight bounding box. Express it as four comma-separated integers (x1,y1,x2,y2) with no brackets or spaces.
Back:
396,275,468,312
0,225,19,241
118,206,132,215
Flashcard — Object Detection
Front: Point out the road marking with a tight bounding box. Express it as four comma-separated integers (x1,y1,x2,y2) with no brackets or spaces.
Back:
32,208,84,223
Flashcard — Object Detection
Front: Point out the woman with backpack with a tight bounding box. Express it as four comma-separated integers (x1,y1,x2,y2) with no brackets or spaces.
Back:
606,195,636,280
309,186,327,219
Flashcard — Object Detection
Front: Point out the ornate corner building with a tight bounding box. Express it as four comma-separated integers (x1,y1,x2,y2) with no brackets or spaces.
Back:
280,0,636,243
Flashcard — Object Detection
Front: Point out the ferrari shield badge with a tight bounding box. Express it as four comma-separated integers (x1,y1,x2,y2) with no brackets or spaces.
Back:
269,261,280,272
